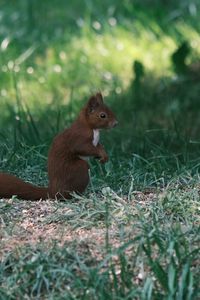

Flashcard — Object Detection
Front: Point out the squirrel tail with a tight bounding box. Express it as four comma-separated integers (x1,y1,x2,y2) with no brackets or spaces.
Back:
0,173,48,200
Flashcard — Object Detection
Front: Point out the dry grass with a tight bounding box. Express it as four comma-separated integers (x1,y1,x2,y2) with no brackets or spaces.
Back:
0,188,160,259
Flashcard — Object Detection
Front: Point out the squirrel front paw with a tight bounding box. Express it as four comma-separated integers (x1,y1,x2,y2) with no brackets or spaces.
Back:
99,153,109,164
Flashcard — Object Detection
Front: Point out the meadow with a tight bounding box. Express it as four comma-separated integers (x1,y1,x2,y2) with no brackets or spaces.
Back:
0,0,200,299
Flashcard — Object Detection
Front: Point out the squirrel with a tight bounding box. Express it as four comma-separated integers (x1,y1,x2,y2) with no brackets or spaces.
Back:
0,92,118,200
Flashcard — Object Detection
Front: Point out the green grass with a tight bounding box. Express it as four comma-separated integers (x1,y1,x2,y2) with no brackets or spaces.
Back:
1,0,200,299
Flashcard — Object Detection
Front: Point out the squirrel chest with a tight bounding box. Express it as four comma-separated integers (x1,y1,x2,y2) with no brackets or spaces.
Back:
92,129,100,147
79,129,99,161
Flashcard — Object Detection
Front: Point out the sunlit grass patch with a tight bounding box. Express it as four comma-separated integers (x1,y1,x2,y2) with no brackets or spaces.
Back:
1,5,199,113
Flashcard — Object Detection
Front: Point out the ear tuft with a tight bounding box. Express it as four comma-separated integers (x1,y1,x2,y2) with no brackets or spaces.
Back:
95,92,103,104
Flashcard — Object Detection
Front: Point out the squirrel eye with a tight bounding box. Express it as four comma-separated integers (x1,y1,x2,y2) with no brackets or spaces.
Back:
100,113,106,118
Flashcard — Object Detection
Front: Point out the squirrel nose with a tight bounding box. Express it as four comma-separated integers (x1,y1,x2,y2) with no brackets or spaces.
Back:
113,120,118,127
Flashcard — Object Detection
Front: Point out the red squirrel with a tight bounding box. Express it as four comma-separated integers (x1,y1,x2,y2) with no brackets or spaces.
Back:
0,93,118,200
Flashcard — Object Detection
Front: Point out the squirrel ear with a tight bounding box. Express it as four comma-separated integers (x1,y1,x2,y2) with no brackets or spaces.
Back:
87,93,103,113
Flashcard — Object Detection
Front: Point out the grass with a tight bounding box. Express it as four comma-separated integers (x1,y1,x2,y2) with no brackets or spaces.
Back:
1,191,200,299
0,0,200,299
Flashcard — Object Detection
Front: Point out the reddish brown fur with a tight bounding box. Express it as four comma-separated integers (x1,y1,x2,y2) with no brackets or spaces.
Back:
0,93,117,200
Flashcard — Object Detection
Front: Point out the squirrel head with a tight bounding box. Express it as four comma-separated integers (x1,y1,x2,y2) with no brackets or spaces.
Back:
85,93,118,129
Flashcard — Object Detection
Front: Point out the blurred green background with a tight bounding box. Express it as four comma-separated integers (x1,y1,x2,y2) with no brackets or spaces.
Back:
0,0,200,189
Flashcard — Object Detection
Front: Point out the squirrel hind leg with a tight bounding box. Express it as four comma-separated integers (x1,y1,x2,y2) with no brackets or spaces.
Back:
49,160,90,200
68,159,90,194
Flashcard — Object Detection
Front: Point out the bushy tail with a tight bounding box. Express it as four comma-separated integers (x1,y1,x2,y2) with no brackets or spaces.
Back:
0,173,48,200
